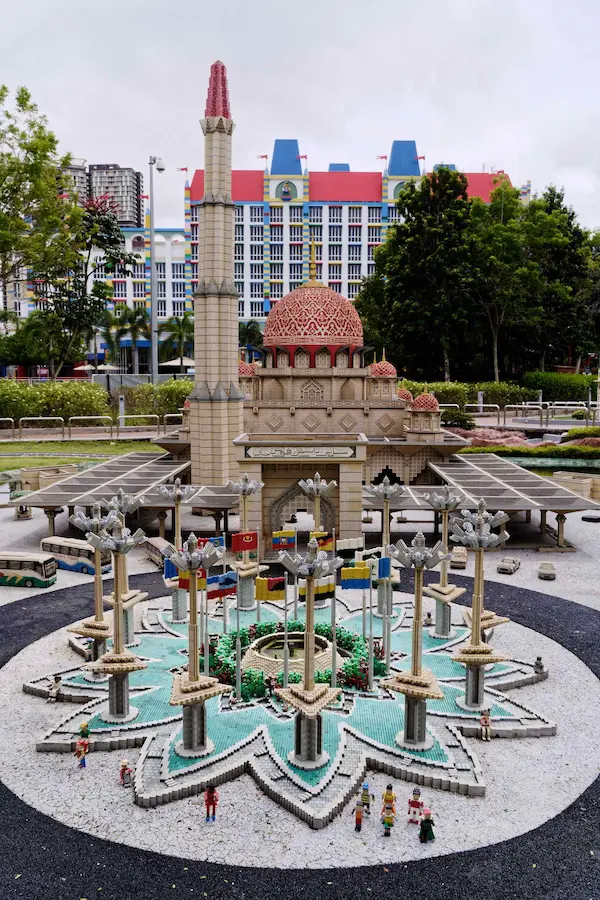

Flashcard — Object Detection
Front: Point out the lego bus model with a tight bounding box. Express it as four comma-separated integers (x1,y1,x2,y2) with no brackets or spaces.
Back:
0,551,58,588
40,537,111,575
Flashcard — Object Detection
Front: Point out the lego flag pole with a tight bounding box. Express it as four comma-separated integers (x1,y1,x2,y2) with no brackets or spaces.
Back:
368,577,374,691
204,580,210,677
283,572,289,689
235,600,241,701
331,527,337,688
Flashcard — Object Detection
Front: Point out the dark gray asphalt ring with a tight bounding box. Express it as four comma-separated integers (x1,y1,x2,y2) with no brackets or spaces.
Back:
0,571,598,900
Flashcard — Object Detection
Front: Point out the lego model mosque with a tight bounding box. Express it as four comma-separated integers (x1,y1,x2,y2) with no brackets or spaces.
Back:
168,60,467,541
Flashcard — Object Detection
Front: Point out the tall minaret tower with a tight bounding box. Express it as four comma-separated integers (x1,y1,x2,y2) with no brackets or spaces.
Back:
189,60,243,484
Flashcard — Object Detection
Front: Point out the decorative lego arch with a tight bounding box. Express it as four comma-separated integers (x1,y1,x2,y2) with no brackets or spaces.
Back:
300,380,323,403
269,482,334,534
294,348,310,368
340,378,359,400
315,348,330,368
275,180,298,200
393,181,407,199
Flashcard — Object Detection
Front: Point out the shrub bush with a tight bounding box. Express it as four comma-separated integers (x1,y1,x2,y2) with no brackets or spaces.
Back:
521,371,596,401
403,381,469,407
441,409,476,430
402,380,535,408
460,444,600,459
110,379,193,418
562,427,600,442
0,380,109,424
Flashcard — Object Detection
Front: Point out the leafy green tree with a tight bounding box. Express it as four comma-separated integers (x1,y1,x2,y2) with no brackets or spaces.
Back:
239,319,263,360
0,85,69,309
158,311,194,372
356,168,477,381
115,304,151,374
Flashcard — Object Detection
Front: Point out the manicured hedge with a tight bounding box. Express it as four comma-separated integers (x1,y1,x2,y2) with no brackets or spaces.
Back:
521,371,597,401
460,444,600,459
110,379,193,417
403,380,535,407
0,380,109,424
562,427,600,442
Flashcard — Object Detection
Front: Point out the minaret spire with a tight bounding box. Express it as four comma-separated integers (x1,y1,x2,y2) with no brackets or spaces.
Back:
205,60,231,118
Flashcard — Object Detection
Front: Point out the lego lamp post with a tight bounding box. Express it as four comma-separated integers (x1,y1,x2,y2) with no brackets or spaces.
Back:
422,486,466,637
68,503,120,669
364,476,405,618
85,520,148,723
298,471,337,533
277,537,343,769
450,500,509,710
227,472,264,610
382,533,445,750
157,477,196,550
101,488,148,644
167,534,231,756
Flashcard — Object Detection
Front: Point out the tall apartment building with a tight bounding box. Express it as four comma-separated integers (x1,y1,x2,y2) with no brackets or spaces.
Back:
62,157,89,203
88,164,144,227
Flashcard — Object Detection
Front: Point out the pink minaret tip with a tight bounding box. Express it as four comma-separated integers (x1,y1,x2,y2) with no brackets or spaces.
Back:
205,60,231,118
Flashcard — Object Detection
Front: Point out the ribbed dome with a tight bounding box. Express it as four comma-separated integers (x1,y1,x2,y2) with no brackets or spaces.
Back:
263,283,363,348
397,385,414,402
238,360,256,377
412,391,440,411
370,356,397,377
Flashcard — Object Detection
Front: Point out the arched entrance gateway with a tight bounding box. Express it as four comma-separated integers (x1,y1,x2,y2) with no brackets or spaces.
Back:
268,480,336,536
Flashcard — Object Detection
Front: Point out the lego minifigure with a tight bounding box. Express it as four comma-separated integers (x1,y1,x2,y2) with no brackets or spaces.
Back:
74,737,89,769
534,656,544,674
360,781,374,814
407,787,423,824
351,796,364,832
204,785,219,822
120,759,133,787
47,675,62,703
78,721,90,739
382,783,396,813
424,612,434,627
480,709,492,741
419,808,435,843
381,802,396,837
265,675,275,697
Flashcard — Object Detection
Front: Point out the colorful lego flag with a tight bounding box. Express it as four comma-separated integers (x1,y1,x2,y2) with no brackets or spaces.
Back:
341,565,371,590
207,571,237,599
163,557,178,580
336,537,365,560
298,574,336,602
255,576,286,602
309,531,333,552
272,529,296,550
378,557,391,579
178,569,207,591
231,531,258,552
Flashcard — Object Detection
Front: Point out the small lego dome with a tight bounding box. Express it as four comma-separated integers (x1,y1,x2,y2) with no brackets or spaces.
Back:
370,349,397,378
238,360,256,377
397,382,414,402
412,390,439,411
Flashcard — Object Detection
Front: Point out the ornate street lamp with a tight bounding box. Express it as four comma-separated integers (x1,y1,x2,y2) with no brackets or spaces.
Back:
101,488,147,642
298,471,337,533
167,533,230,756
451,499,509,709
422,485,466,637
227,472,264,609
382,533,445,750
157,477,196,550
277,537,343,769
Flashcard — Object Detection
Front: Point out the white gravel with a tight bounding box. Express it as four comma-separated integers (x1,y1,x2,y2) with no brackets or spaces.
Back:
0,612,599,869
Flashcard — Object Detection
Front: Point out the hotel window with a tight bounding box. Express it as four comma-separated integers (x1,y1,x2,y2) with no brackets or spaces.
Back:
348,246,361,261
309,206,322,223
329,244,342,261
133,281,145,298
348,207,362,224
235,281,244,295
348,264,362,279
234,244,244,261
309,225,322,242
191,206,199,222
289,246,302,262
328,282,341,293
368,263,375,275
348,226,361,242
315,263,323,280
238,300,245,317
133,300,146,312
270,262,283,279
250,300,264,317
290,282,302,290
289,205,302,223
367,246,375,261
290,263,303,279
113,281,126,298
271,283,283,299
315,244,322,261
172,263,185,279
94,263,106,280
234,263,244,278
235,225,244,241
12,281,22,299
191,244,198,260
270,244,283,261
368,226,381,243
250,264,263,279
250,282,263,298
270,224,283,242
132,263,144,279
13,301,21,316
116,265,128,278
157,282,166,298
172,281,186,298
328,263,342,279
156,262,165,278
191,282,197,294
388,207,400,223
270,206,283,223
250,225,263,242
173,300,186,316
157,300,167,317
368,206,381,223
191,263,198,278
191,224,198,240
250,206,262,223
329,225,342,242
347,283,361,299
250,245,263,261
289,225,302,242
235,206,244,222
329,206,342,223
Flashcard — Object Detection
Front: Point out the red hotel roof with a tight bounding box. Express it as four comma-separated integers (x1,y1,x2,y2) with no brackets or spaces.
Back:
189,170,264,202
309,172,383,202
461,172,512,202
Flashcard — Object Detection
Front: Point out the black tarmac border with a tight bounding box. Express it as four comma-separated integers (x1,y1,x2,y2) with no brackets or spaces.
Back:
1,571,599,900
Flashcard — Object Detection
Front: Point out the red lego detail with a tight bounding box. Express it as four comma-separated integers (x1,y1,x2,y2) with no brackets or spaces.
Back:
205,60,231,118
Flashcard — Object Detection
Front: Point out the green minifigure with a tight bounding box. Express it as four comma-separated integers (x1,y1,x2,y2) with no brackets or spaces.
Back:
419,808,435,843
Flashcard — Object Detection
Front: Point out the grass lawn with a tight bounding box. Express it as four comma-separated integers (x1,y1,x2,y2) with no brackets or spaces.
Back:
0,456,105,473
0,440,158,458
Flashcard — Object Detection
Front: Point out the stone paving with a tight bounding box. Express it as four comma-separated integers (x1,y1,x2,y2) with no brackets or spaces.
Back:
27,586,554,828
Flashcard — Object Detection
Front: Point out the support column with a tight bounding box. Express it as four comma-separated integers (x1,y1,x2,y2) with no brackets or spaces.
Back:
540,510,547,534
157,510,167,540
525,509,532,524
123,606,135,646
105,672,137,723
288,712,328,769
237,575,256,610
338,462,363,540
176,703,214,757
464,664,485,709
403,696,428,745
556,513,567,547
171,587,187,623
435,600,452,637
45,508,58,536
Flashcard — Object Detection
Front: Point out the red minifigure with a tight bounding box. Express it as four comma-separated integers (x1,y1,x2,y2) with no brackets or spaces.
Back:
74,738,89,769
204,785,219,822
120,759,133,787
407,787,423,824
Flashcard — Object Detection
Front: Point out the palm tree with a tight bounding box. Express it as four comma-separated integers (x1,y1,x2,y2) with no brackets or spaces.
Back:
115,305,151,374
239,319,263,362
95,310,119,368
158,312,194,373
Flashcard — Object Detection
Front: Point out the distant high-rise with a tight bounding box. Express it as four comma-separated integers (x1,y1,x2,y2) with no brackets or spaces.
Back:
62,157,89,204
88,163,144,227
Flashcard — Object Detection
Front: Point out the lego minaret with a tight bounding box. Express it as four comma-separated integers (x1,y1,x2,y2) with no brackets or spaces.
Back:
189,60,243,483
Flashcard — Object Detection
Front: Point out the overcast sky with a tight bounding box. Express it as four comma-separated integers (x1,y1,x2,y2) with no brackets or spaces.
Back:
3,0,600,228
